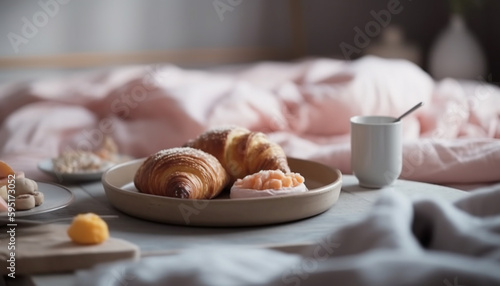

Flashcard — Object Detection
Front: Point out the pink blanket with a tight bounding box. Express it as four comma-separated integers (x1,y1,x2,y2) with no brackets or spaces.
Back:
1,56,499,186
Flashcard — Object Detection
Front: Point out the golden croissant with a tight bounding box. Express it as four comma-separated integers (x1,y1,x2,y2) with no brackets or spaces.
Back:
134,147,230,199
184,126,290,180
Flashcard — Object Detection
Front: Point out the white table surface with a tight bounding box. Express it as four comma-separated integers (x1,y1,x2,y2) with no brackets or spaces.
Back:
3,175,468,285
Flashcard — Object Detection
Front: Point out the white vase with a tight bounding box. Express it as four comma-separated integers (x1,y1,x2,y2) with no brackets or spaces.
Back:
428,14,487,80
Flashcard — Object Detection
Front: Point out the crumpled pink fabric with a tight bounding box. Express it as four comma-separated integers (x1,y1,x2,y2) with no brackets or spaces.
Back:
1,56,499,185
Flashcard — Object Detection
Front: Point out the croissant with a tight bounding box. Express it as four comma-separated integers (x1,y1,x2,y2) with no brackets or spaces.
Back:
184,127,290,180
134,147,230,199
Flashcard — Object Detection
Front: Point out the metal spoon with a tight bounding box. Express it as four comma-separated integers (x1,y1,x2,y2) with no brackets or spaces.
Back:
394,102,423,122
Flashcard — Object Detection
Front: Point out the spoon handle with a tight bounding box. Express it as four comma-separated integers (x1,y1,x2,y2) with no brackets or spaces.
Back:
395,102,423,122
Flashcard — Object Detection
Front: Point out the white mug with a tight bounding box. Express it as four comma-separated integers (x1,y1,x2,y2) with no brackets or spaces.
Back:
350,116,402,188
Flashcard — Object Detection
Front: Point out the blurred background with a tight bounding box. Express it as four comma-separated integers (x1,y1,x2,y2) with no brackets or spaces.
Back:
0,0,499,85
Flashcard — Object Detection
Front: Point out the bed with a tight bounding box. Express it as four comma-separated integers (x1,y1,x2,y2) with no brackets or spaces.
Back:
1,56,500,285
1,56,499,186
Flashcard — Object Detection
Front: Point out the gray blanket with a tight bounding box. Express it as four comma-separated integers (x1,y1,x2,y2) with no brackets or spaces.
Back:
76,186,500,286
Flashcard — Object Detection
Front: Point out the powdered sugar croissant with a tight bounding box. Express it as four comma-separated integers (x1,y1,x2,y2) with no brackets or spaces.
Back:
134,147,230,199
184,127,291,180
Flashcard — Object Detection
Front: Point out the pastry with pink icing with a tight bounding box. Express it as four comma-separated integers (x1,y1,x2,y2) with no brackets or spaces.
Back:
230,170,308,199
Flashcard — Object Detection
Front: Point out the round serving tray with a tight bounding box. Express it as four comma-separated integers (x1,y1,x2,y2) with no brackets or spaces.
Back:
102,157,342,227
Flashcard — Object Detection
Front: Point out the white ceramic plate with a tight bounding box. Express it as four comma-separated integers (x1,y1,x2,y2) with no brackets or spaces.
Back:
38,158,114,182
102,158,342,227
1,182,74,218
